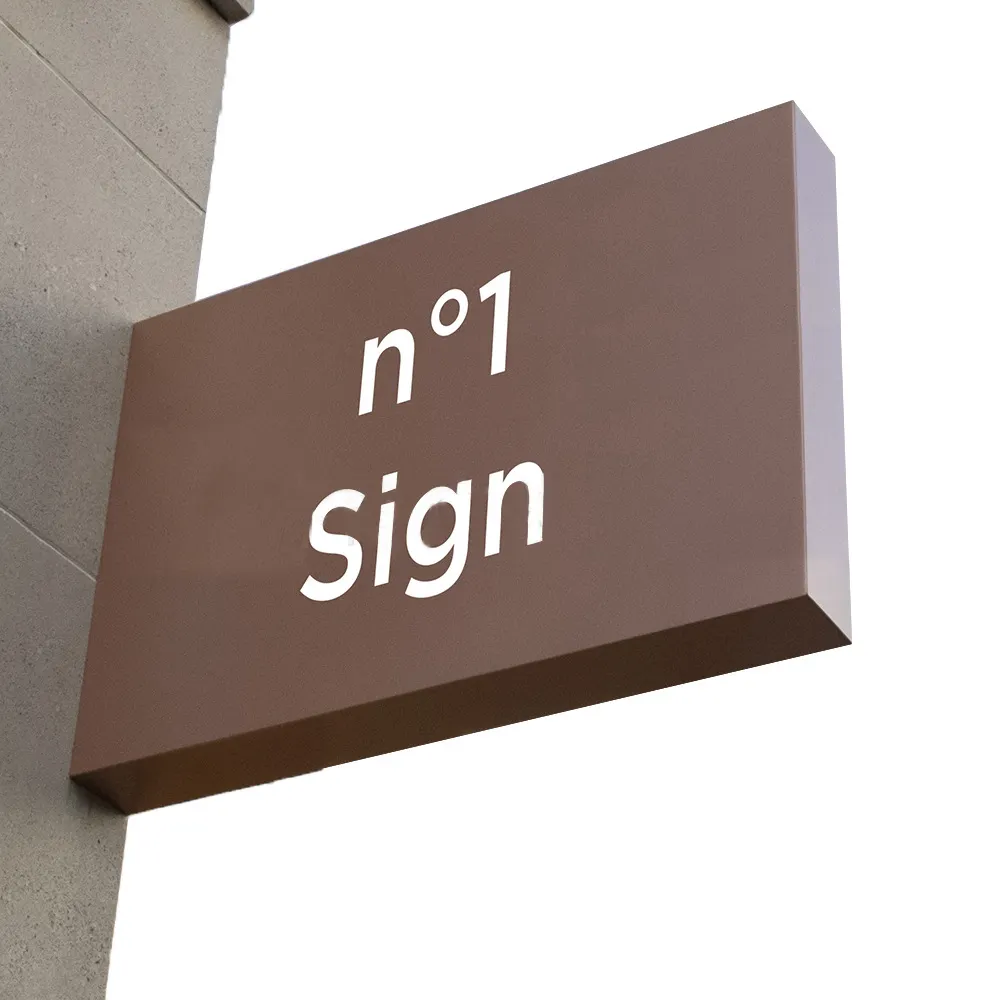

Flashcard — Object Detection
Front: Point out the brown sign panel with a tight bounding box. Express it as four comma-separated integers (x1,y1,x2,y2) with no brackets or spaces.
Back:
71,102,850,814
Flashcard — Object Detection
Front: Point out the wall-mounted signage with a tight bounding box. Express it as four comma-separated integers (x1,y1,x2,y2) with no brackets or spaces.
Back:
72,102,850,814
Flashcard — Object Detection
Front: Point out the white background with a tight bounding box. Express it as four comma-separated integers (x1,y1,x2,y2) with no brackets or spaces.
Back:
107,2,999,997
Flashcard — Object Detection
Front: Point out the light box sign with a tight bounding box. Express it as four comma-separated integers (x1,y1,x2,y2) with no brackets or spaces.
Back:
72,103,850,814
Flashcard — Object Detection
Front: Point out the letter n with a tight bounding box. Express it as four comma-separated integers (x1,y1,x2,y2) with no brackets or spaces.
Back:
358,329,415,415
484,462,545,557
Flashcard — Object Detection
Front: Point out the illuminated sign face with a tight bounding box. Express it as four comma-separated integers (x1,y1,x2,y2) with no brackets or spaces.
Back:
72,102,850,815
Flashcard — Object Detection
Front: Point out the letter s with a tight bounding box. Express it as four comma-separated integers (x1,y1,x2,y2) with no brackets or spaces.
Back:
300,489,365,601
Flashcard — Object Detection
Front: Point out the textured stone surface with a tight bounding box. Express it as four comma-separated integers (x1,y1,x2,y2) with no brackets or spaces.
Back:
0,0,228,207
1,1,230,994
0,511,127,1000
0,21,206,574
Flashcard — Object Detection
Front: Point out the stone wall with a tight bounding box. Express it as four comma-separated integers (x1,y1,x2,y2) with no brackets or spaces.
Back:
1,3,240,995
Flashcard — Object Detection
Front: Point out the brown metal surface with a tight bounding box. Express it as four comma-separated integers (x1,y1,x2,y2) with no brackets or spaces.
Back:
71,102,850,814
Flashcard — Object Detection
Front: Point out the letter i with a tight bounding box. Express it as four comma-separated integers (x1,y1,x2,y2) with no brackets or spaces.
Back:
374,472,397,586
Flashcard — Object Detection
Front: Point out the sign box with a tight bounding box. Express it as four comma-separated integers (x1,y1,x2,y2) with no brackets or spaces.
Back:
72,102,850,814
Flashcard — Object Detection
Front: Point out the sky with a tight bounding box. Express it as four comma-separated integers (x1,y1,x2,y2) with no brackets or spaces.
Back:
107,2,999,997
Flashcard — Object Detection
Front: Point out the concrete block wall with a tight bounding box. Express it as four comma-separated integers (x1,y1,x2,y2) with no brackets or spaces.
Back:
1,2,238,995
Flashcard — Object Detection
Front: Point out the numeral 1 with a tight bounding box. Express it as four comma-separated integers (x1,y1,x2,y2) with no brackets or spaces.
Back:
479,270,511,375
